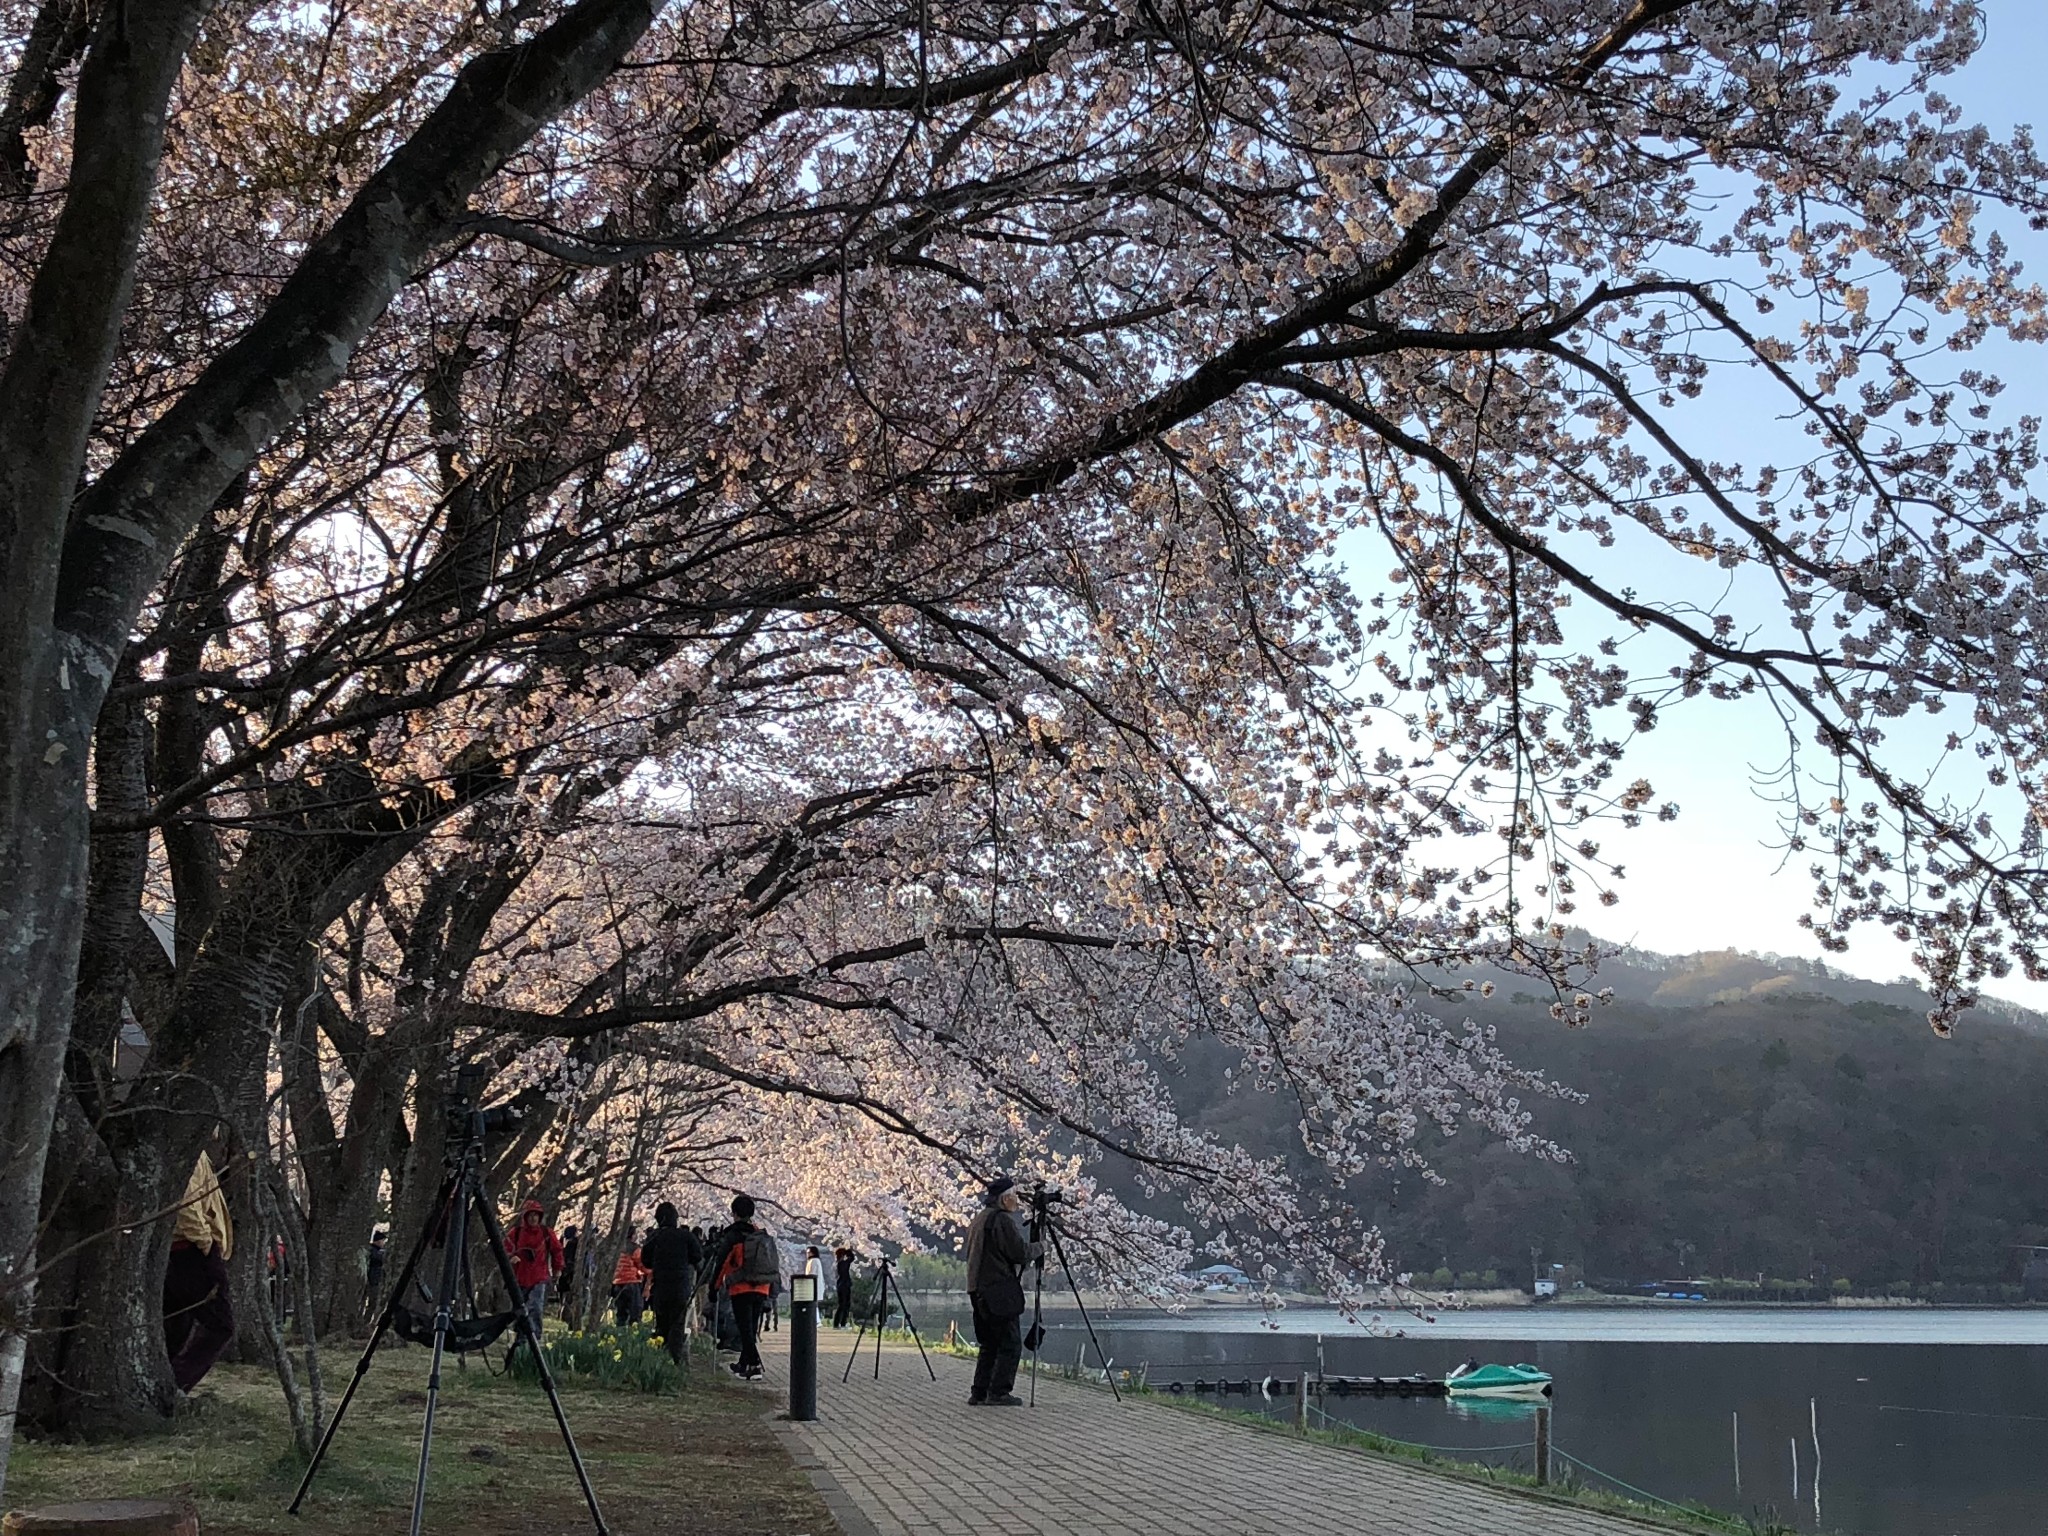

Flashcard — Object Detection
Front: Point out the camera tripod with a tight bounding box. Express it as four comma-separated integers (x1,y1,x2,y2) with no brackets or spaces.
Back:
287,1122,608,1535
1025,1187,1119,1406
841,1254,938,1382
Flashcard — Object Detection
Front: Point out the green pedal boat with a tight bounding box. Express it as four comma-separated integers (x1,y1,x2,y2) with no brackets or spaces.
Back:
1445,1361,1554,1399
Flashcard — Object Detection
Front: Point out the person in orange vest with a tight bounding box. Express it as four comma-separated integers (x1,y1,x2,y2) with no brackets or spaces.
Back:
612,1235,649,1325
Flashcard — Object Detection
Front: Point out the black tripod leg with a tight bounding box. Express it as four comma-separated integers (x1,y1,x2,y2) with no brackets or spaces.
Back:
409,1178,472,1536
288,1171,455,1514
840,1314,871,1383
886,1266,937,1382
474,1188,611,1536
1046,1223,1120,1402
1027,1260,1046,1408
872,1261,892,1380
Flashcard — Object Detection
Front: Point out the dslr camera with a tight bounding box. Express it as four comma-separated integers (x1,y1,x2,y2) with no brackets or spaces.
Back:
444,1062,523,1146
1025,1181,1066,1240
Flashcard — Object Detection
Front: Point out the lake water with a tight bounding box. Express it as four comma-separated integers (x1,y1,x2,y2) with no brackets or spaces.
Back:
924,1305,2048,1536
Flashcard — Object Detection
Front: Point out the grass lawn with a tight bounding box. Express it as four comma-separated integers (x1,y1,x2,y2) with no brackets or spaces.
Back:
4,1344,831,1535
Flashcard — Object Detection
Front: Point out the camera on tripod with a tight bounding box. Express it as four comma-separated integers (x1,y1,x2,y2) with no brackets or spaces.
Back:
294,1059,604,1536
444,1063,522,1146
1025,1182,1066,1240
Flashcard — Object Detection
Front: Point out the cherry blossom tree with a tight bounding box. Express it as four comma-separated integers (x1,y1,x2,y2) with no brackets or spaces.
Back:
5,0,2048,1483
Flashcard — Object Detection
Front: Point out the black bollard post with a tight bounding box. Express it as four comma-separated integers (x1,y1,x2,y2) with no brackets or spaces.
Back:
789,1272,819,1421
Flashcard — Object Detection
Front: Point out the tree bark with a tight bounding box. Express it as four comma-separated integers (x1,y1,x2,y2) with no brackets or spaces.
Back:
0,0,663,1484
297,1039,413,1338
44,787,422,1433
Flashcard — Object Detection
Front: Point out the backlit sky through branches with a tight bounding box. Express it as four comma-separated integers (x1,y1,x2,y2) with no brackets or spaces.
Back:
1416,0,2048,1007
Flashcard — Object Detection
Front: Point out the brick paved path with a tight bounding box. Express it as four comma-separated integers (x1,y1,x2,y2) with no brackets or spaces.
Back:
754,1331,1670,1536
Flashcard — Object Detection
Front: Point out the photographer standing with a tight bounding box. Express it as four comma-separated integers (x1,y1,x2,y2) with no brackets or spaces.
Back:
832,1245,855,1328
964,1177,1040,1407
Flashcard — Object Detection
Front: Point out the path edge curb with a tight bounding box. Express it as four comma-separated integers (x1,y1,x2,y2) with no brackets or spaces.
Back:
767,1413,884,1536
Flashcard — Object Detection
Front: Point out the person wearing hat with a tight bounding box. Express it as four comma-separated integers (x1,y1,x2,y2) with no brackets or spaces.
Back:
964,1176,1041,1406
507,1198,564,1352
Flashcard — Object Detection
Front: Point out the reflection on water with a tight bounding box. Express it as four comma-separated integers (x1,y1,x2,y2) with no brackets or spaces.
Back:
927,1308,2048,1536
1442,1394,1544,1427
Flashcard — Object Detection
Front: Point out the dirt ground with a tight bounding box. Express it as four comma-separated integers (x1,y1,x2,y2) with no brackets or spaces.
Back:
4,1348,832,1535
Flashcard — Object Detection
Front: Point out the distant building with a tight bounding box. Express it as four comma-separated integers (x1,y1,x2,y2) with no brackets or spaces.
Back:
1194,1263,1251,1292
1532,1260,1575,1299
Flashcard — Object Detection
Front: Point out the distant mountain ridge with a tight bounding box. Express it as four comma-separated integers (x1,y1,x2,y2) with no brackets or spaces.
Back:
1484,936,2048,1034
1152,936,2048,1289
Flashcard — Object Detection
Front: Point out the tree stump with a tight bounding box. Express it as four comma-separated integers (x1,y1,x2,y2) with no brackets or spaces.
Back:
1,1502,198,1536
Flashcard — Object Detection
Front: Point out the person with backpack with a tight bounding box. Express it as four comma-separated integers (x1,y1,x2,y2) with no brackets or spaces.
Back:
638,1202,702,1363
964,1176,1040,1406
711,1193,777,1379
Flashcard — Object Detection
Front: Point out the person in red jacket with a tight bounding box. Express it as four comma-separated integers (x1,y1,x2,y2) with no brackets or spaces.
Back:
507,1198,563,1351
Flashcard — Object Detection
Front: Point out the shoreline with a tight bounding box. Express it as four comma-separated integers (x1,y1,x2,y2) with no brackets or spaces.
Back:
898,1285,2045,1313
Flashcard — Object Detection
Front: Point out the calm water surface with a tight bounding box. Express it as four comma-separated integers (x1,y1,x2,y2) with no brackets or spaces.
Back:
930,1306,2048,1536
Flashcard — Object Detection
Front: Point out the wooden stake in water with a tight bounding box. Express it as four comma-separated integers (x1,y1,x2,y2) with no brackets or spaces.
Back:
1811,1397,1822,1525
1534,1405,1551,1486
1731,1410,1741,1496
1791,1437,1799,1500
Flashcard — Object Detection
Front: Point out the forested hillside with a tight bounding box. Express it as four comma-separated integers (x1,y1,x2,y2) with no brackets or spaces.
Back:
1164,950,2048,1291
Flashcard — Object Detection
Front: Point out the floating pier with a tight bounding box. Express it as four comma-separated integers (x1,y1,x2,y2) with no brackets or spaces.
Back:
1154,1374,1448,1399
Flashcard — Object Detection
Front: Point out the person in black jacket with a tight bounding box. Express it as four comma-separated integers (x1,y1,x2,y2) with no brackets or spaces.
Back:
639,1202,702,1364
964,1177,1040,1406
832,1245,855,1328
559,1224,581,1321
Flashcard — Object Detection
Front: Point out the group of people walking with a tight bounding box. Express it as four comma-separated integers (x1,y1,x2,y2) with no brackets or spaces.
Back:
606,1202,705,1362
504,1192,859,1381
163,1152,1040,1415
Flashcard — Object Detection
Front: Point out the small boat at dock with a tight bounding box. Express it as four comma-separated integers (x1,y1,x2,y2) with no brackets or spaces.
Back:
1445,1361,1553,1399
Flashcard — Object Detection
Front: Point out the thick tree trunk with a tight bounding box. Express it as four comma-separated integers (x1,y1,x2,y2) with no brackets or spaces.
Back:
301,1049,412,1337
19,1087,121,1431
39,1134,190,1436
0,0,238,1487
42,819,349,1435
389,1073,451,1282
0,683,94,1467
0,0,664,1488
